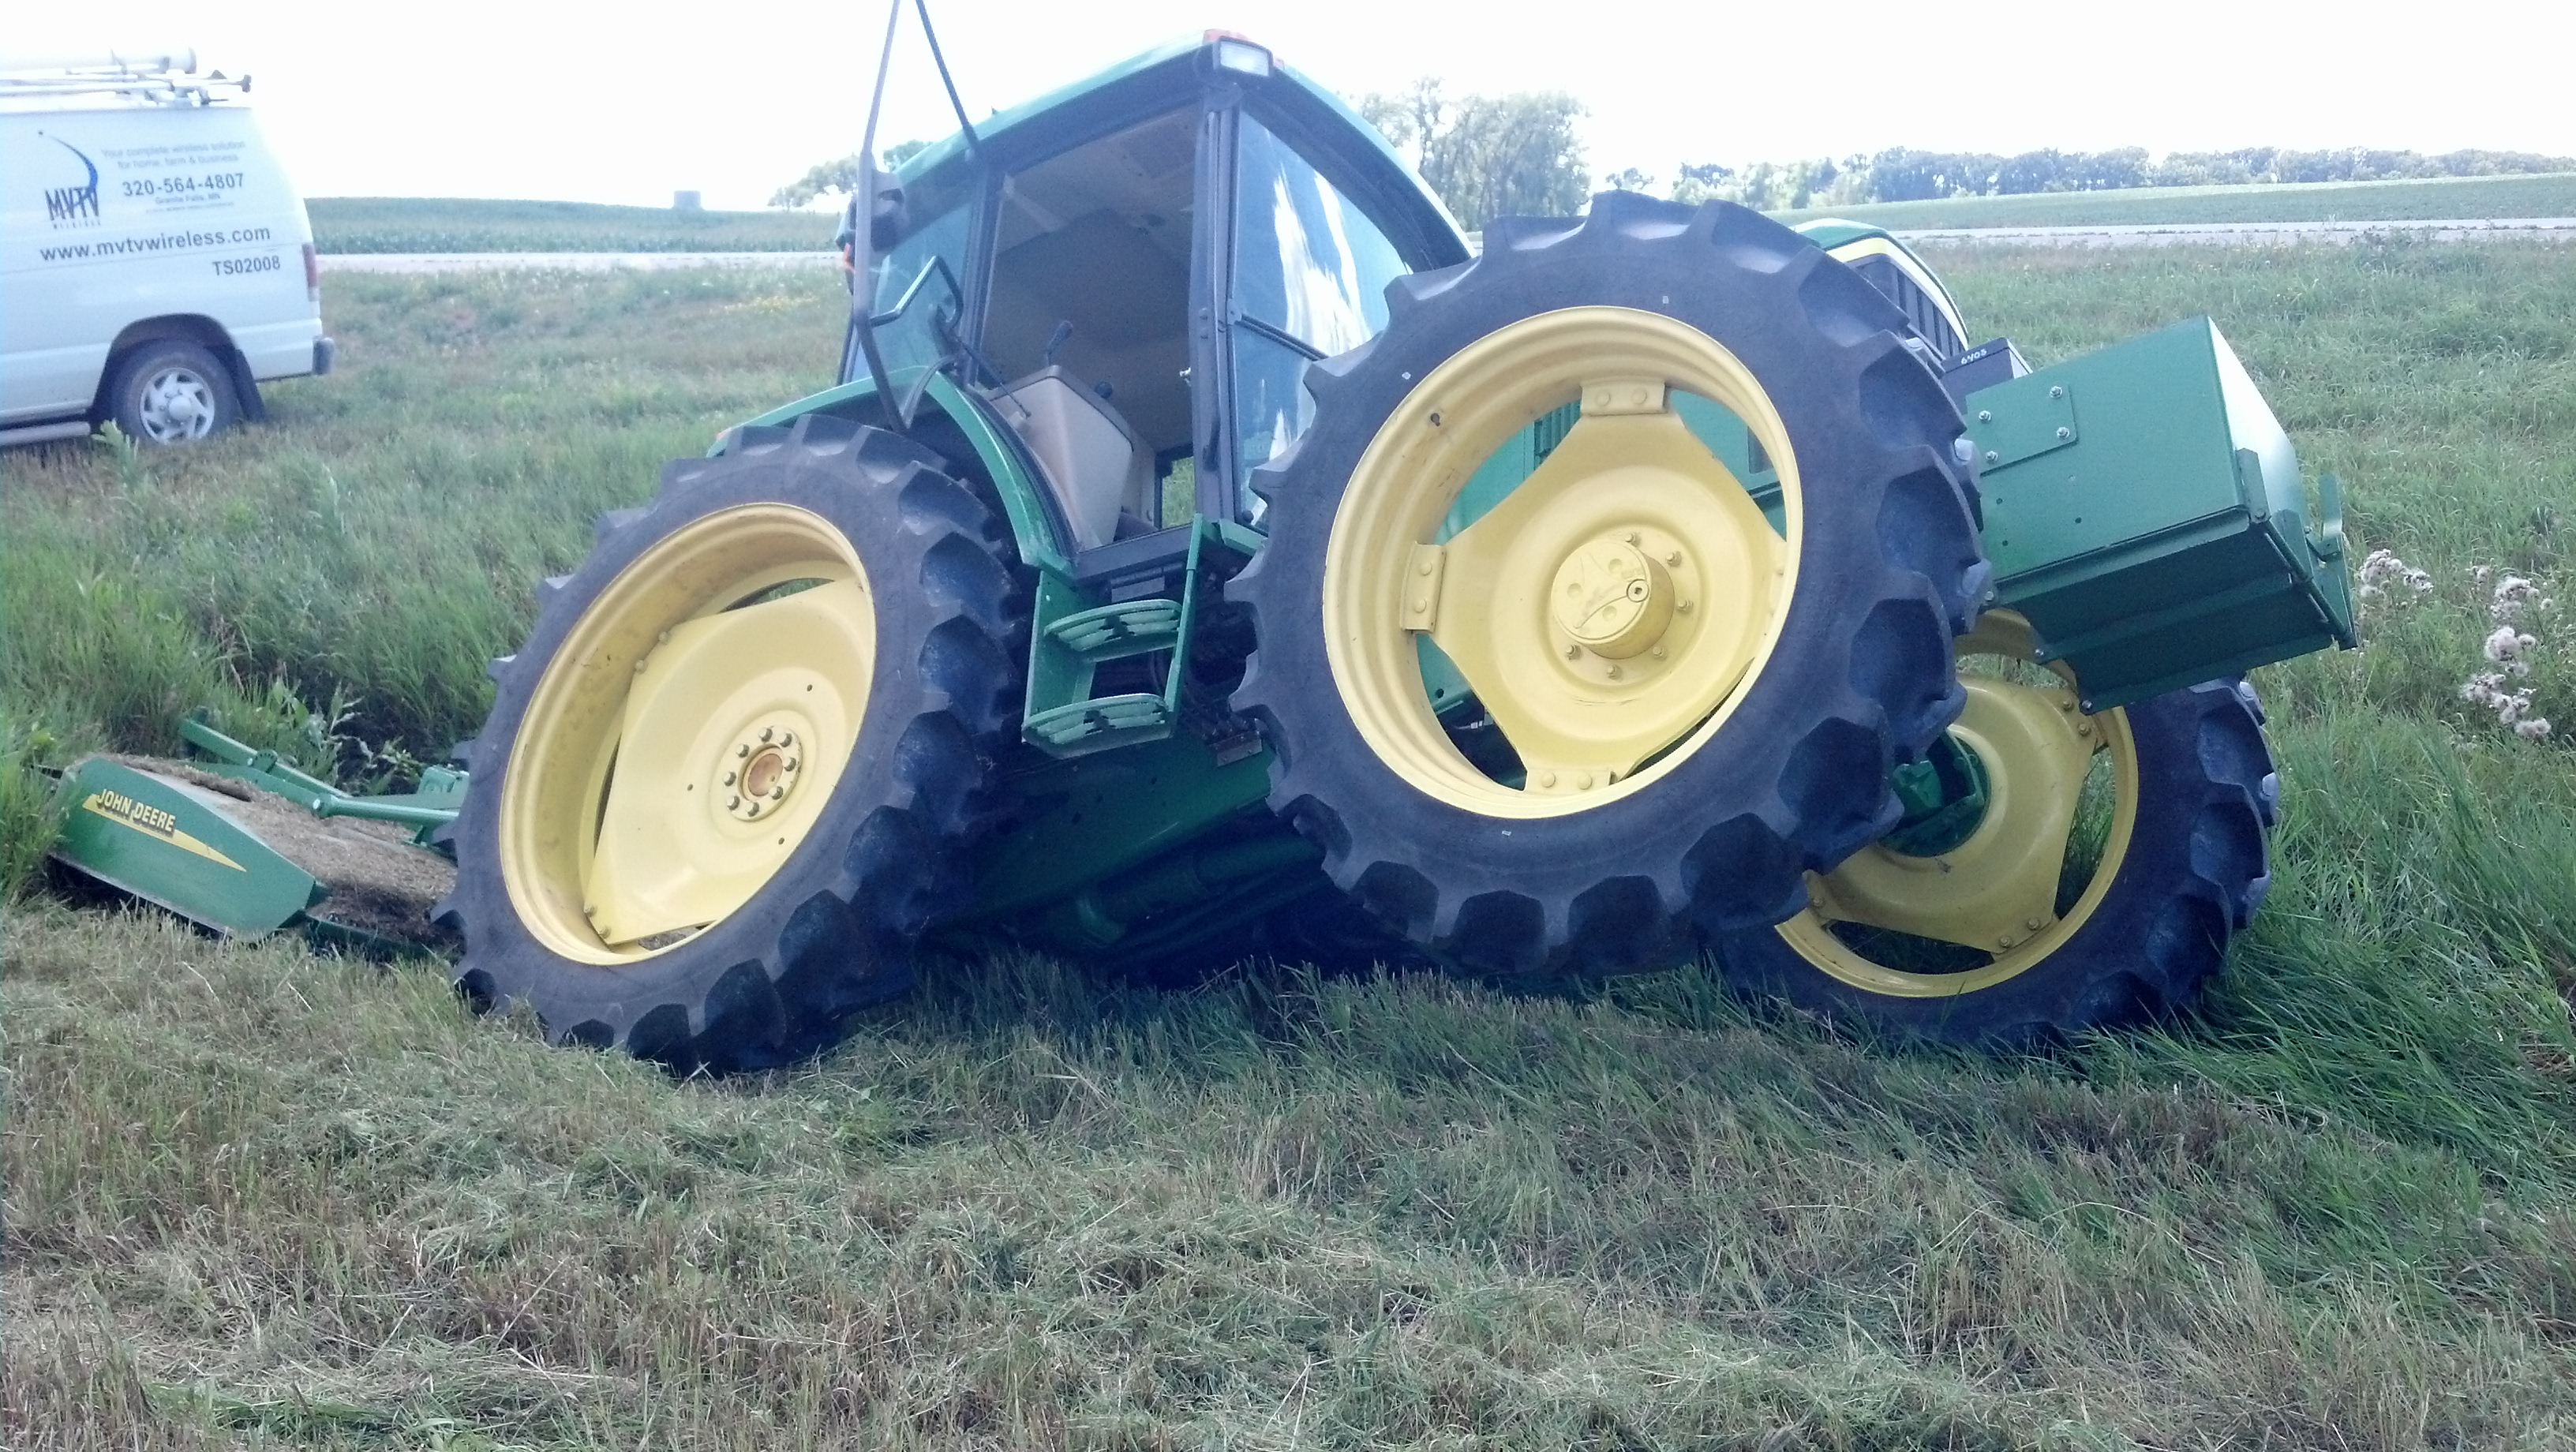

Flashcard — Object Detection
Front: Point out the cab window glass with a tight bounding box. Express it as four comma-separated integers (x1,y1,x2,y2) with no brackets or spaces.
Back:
865,200,972,376
1230,114,1408,515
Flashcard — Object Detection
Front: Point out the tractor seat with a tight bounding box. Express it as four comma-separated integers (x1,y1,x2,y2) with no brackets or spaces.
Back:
987,366,1155,552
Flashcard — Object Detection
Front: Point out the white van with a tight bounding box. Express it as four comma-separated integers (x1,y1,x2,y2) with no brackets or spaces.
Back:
2,50,332,447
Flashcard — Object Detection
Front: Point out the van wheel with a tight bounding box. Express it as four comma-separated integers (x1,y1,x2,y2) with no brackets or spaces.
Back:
109,342,240,445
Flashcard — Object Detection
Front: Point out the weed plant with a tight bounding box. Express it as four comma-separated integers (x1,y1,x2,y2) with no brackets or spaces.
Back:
6,241,2575,1447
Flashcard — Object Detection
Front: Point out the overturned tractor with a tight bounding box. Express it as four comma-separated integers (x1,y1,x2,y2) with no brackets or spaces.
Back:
429,33,2353,1070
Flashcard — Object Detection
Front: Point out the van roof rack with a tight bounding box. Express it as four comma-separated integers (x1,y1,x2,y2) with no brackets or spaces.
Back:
0,49,249,106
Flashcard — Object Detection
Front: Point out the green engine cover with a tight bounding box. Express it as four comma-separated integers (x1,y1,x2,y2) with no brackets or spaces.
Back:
1966,317,2356,710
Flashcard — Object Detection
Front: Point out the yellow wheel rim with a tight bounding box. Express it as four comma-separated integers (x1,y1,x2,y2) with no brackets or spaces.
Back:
1321,306,1800,818
1777,611,2140,997
499,503,875,964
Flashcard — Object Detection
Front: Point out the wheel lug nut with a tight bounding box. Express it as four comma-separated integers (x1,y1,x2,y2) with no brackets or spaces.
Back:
1623,531,1639,544
736,744,751,758
1666,550,1682,566
723,772,736,786
769,788,784,800
784,758,799,772
1564,644,1580,659
760,727,774,743
781,732,796,747
1677,600,1694,614
1606,664,1622,679
728,795,740,810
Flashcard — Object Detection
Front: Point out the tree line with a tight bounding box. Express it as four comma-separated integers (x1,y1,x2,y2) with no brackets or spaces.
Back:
1670,145,2576,211
769,78,2571,230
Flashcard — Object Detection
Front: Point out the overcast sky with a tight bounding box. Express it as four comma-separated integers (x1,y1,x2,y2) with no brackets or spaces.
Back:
13,0,2571,211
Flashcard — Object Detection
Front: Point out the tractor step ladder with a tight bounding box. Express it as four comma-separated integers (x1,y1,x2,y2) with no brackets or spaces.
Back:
1021,528,1206,756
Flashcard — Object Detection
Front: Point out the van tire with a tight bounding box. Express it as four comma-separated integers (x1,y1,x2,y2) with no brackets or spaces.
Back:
107,341,240,445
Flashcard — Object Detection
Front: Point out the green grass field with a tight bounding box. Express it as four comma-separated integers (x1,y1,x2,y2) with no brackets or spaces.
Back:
308,198,835,254
1777,171,2576,229
6,245,2574,1448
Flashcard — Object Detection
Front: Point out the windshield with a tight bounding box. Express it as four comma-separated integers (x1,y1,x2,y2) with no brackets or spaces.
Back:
862,200,972,378
1230,113,1409,522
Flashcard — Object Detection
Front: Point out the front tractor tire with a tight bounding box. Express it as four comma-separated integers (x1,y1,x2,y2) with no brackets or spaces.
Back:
437,415,1023,1073
1230,195,1990,982
1713,614,2278,1046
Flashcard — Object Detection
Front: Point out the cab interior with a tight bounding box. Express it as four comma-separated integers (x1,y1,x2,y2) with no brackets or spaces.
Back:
982,107,1199,480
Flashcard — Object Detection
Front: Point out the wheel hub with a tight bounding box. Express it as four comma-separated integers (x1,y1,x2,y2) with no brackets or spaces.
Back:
1548,534,1674,659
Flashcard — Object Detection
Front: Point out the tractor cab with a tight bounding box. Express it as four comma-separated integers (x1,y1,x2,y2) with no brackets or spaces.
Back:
838,34,1468,567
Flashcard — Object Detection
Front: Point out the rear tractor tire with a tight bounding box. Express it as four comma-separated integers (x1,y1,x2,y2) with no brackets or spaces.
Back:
1712,612,2278,1046
1230,194,1990,982
437,415,1024,1073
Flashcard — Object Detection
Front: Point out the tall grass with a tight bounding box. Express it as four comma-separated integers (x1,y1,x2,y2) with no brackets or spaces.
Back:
6,243,2575,1447
0,268,846,895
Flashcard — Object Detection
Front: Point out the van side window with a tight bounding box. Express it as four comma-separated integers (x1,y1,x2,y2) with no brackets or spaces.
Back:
1228,113,1408,522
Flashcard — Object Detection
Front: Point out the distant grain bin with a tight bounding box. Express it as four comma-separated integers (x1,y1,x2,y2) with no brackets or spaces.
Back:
672,190,702,211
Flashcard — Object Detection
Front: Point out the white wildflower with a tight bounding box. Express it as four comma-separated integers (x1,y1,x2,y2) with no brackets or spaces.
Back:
2484,627,2537,675
2492,574,2541,623
2514,717,2554,742
2472,565,2494,587
2357,548,2411,599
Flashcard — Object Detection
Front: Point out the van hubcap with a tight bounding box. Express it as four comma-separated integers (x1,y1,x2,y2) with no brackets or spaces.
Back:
137,367,217,443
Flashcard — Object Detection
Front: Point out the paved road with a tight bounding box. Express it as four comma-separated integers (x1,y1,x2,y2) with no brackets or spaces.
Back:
316,217,2576,275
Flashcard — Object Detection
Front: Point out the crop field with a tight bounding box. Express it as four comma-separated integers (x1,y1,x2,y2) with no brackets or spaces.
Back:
308,198,835,254
1775,171,2576,230
6,241,2575,1449
304,174,2576,258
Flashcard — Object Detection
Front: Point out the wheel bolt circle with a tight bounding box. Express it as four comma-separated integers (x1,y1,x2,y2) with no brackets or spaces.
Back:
718,719,811,821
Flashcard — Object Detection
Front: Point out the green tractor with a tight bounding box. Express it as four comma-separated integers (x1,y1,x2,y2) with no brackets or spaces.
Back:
434,32,2356,1071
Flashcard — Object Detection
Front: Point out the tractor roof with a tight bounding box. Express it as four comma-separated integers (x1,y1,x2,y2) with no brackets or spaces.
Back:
893,33,1470,267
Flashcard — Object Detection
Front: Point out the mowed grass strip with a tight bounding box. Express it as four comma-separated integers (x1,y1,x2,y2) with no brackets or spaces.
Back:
1777,170,2576,230
6,243,2576,1448
309,197,836,254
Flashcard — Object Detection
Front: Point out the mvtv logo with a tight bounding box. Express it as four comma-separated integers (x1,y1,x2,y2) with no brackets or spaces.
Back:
47,183,101,223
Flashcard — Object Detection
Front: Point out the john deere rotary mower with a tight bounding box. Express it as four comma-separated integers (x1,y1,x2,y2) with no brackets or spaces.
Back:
427,30,2353,1072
